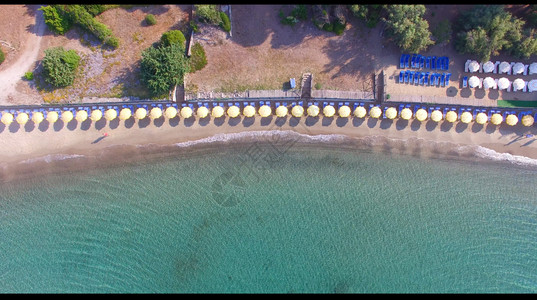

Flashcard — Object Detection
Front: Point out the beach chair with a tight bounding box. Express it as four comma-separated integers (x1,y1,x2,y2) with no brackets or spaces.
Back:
523,81,528,92
440,73,445,87
494,79,499,90
404,55,410,68
494,61,500,74
444,57,449,70
437,57,444,71
478,62,483,73
414,72,419,85
424,72,430,86
431,56,436,70
400,54,406,69
445,73,451,86
399,71,404,83
419,55,425,69
404,70,410,83
419,72,425,85
509,62,515,75
464,60,470,73
478,78,483,89
426,56,431,69
524,65,529,76
408,71,414,84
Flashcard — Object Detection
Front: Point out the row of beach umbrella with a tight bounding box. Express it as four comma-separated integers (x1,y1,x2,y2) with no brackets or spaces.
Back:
1,104,534,127
468,76,537,91
467,60,537,75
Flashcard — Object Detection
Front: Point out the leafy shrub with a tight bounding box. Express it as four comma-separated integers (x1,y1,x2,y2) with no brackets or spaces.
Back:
39,5,72,35
59,5,119,49
160,30,186,48
41,47,80,87
24,72,34,80
82,4,107,16
189,42,207,73
195,5,221,25
140,43,190,96
145,14,157,26
219,11,231,32
332,20,346,35
0,47,5,65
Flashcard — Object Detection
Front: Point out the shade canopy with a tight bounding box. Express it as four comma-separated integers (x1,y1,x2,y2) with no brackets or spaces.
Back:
513,62,525,75
469,60,479,72
259,105,272,117
475,112,488,125
445,111,458,123
1,112,14,125
307,105,319,117
490,113,503,125
415,108,428,121
528,80,537,92
104,109,117,121
497,77,510,90
483,77,496,89
338,105,351,118
90,109,102,121
369,106,381,118
469,76,480,88
530,62,537,75
499,61,511,73
431,110,443,122
180,106,193,119
275,105,288,117
212,106,224,118
354,106,366,118
47,111,59,123
400,108,412,120
291,105,304,117
197,106,209,118
76,110,88,122
164,106,177,119
61,110,74,123
323,105,335,117
119,108,132,121
385,107,397,119
482,61,494,73
522,114,534,127
149,107,162,119
16,112,29,125
243,105,256,117
135,107,147,119
512,78,525,91
460,111,473,124
505,114,518,126
32,111,44,124
227,105,240,118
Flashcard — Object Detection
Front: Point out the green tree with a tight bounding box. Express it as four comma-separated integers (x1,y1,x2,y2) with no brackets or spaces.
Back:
383,5,434,53
349,4,384,28
39,5,72,35
160,30,186,48
140,43,190,97
195,5,221,25
511,28,537,59
189,42,207,73
41,47,80,87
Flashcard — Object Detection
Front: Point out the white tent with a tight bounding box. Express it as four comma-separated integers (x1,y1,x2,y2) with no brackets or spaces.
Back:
468,60,480,72
483,77,496,89
530,62,537,75
499,61,511,74
482,61,494,73
512,78,525,91
497,77,510,90
513,62,525,75
469,76,480,88
528,80,537,92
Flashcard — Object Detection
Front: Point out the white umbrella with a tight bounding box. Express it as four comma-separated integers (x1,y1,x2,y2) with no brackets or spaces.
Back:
211,106,224,118
105,109,117,121
338,105,351,118
135,108,147,120
499,61,510,73
497,77,510,90
400,108,412,120
32,111,44,124
354,106,366,118
490,113,503,125
468,60,480,72
431,110,443,122
1,112,14,125
513,62,525,75
415,108,428,121
243,105,256,117
385,107,397,120
482,61,494,73
460,111,473,124
227,105,240,118
530,62,537,75
323,105,335,117
506,114,518,126
90,109,102,121
369,106,381,119
469,76,480,88
259,105,272,117
275,105,288,117
475,112,488,125
307,105,319,117
119,108,132,120
512,78,525,91
197,106,209,118
445,111,458,123
61,110,74,123
483,77,496,89
76,110,88,122
180,106,193,119
529,80,537,92
16,112,29,125
164,106,177,119
522,115,534,127
291,105,304,117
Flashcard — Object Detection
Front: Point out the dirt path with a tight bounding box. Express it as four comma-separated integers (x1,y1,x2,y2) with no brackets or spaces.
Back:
0,8,44,105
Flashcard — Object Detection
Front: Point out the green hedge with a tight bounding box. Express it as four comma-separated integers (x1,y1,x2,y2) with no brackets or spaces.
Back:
39,5,72,35
160,30,186,48
0,47,4,65
189,42,207,73
219,11,231,32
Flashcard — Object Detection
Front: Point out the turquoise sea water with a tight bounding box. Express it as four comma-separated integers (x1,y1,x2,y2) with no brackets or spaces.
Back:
1,132,537,293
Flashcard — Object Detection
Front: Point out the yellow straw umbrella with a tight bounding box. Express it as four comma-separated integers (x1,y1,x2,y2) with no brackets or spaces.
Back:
291,105,304,118
227,105,240,118
212,105,224,118
445,111,458,123
32,111,44,124
90,109,102,122
490,113,503,125
385,107,397,119
164,106,177,119
522,114,534,127
61,110,73,123
104,109,117,121
259,105,272,117
505,114,518,126
197,106,209,118
370,106,382,118
46,111,59,123
460,111,473,124
149,107,162,120
431,110,443,122
243,105,256,117
400,108,412,120
354,106,366,118
118,108,131,121
16,112,29,125
276,105,288,117
76,110,88,122
475,112,488,125
135,107,147,120
307,104,319,117
323,105,335,117
1,112,14,125
180,106,193,119
338,105,351,118
415,108,428,121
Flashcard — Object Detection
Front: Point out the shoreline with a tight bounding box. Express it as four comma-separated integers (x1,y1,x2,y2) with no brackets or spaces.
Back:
1,111,537,183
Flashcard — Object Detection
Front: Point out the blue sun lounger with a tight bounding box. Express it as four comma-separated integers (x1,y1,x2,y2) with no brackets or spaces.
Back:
419,72,425,85
440,73,446,87
404,55,410,68
414,72,419,84
462,76,468,88
444,57,449,70
426,56,431,69
445,73,451,86
404,70,410,83
419,55,425,69
399,71,404,83
400,54,406,69
431,56,436,70
424,72,430,85
411,54,419,68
